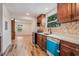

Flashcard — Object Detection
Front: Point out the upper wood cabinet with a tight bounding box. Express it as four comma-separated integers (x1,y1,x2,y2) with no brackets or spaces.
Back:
75,4,79,21
57,3,72,23
57,3,79,23
37,14,45,26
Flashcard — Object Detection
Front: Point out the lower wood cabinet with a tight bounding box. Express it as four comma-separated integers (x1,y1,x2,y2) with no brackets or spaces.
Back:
37,34,79,56
42,35,47,51
37,34,47,52
60,40,79,56
60,44,73,56
37,34,41,47
73,49,79,56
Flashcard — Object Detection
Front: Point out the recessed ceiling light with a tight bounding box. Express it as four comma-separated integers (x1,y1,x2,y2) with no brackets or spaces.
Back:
45,8,48,11
26,13,30,15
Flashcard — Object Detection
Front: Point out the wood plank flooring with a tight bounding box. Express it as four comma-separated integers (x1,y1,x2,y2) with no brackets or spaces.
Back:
6,35,48,56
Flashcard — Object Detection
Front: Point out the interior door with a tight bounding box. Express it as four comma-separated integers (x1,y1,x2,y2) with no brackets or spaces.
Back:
11,19,15,40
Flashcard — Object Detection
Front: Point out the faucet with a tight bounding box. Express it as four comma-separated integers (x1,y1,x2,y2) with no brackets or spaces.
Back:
48,28,52,34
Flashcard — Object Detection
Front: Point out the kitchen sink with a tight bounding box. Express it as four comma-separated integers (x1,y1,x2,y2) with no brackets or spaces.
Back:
38,32,51,35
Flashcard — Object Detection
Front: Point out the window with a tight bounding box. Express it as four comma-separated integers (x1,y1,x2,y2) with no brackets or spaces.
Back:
47,13,61,28
17,25,23,32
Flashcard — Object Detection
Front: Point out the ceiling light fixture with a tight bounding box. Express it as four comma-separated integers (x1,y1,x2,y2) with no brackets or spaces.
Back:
26,13,30,15
45,8,48,11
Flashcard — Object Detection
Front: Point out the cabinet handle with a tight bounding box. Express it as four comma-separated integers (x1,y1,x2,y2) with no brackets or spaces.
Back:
57,50,60,53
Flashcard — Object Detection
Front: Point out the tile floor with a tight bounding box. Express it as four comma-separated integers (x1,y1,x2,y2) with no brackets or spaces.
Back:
6,35,48,56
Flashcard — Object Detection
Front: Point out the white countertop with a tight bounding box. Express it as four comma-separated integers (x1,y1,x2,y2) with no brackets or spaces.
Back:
37,32,79,45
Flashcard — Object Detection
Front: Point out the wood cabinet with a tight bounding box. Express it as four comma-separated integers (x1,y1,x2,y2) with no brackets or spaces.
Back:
37,34,41,47
37,34,43,49
37,14,45,26
74,4,79,21
37,34,47,52
60,40,79,56
60,43,73,56
57,3,72,23
42,35,47,51
57,3,79,23
39,35,42,48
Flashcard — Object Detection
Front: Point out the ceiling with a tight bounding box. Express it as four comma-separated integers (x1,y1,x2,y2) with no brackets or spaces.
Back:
0,3,2,18
4,3,57,20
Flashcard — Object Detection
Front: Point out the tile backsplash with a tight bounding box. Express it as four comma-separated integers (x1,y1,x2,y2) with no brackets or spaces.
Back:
47,21,79,37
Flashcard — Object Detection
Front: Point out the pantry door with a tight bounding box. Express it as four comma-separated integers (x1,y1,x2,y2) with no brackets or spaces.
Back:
11,19,15,40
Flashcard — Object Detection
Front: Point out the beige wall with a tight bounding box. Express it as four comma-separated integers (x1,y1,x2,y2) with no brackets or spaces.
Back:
52,21,79,37
46,6,79,38
0,3,2,34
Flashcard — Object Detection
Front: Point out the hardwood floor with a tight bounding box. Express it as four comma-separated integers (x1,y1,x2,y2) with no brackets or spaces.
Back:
6,35,48,56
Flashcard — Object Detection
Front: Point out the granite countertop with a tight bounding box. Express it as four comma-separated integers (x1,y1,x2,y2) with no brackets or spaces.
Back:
37,32,79,45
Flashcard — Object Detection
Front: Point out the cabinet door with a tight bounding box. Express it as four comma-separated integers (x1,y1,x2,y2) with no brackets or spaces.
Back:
37,14,45,26
39,35,42,48
73,45,79,56
71,3,76,20
57,4,62,23
75,3,79,21
37,17,41,26
37,34,40,46
42,35,47,51
73,49,79,56
57,3,72,23
60,44,73,56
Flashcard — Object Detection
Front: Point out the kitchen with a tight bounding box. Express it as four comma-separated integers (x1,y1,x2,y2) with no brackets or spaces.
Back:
0,3,79,56
35,3,79,56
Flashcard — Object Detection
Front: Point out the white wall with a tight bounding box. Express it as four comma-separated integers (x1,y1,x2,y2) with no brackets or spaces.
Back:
15,20,34,35
0,3,2,34
2,5,11,53
32,19,37,32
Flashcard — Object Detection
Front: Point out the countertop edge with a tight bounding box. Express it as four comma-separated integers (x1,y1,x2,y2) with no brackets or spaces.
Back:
37,33,79,45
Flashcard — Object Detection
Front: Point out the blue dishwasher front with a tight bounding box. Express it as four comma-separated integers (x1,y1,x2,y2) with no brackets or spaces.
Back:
47,39,60,56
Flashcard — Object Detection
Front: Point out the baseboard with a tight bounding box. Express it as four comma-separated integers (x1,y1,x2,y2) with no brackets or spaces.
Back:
1,44,13,56
16,34,32,36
